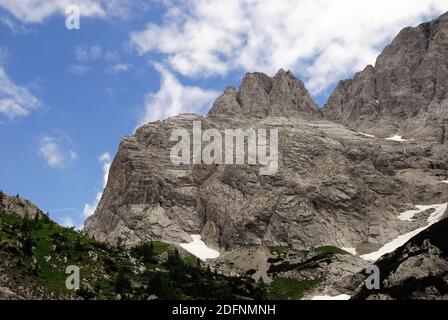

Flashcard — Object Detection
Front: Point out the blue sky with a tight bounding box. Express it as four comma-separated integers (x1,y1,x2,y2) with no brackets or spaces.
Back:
0,0,446,229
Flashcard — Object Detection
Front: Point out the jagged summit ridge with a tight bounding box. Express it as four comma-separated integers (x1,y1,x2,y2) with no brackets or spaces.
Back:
209,69,322,119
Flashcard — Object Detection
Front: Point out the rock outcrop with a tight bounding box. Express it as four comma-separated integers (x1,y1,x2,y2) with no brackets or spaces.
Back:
324,12,448,143
209,69,322,119
0,192,44,220
351,218,448,300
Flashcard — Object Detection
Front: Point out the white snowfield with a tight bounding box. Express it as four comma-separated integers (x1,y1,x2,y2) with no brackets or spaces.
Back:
311,294,351,300
441,180,448,184
398,204,439,222
180,235,220,261
386,135,408,142
358,132,375,138
361,203,448,262
342,247,357,255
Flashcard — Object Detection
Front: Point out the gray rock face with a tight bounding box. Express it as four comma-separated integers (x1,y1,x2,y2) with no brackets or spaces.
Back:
352,218,448,300
0,193,44,220
209,69,322,119
85,13,448,259
85,95,448,253
324,12,448,142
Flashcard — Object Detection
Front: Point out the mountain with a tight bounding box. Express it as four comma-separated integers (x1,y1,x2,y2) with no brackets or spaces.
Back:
83,12,448,300
4,12,448,300
323,12,448,143
351,218,448,300
85,74,448,253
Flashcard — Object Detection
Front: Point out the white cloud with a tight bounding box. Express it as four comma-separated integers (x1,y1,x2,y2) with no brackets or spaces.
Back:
130,0,448,94
83,152,112,219
37,133,77,168
73,46,132,75
60,216,75,227
0,15,32,34
139,64,219,126
68,64,91,75
76,45,102,61
101,0,150,21
0,48,6,64
105,63,132,74
98,152,111,163
0,0,105,24
105,50,120,62
60,216,83,230
0,67,41,119
0,0,149,24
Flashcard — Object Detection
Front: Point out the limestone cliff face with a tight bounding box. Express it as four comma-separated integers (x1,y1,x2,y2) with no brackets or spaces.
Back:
84,71,448,252
85,12,448,254
323,12,448,143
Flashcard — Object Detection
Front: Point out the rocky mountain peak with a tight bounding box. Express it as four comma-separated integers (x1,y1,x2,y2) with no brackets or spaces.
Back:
323,11,448,143
85,12,448,275
209,69,322,119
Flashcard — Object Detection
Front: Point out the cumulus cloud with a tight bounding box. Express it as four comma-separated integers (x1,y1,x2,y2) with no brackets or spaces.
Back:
76,45,102,61
139,64,219,126
0,67,41,119
60,216,83,230
0,0,105,24
130,0,448,94
37,133,77,168
68,64,91,75
72,46,132,75
0,0,149,24
83,152,112,219
0,15,32,34
105,63,132,74
60,216,75,227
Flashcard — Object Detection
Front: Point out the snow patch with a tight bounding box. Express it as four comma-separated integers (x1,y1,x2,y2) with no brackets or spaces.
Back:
311,294,351,300
386,135,407,142
358,132,375,138
180,235,220,261
441,180,448,184
361,203,448,262
398,204,437,222
342,247,357,255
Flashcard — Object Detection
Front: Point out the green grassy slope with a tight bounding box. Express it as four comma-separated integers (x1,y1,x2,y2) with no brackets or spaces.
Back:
0,212,267,300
